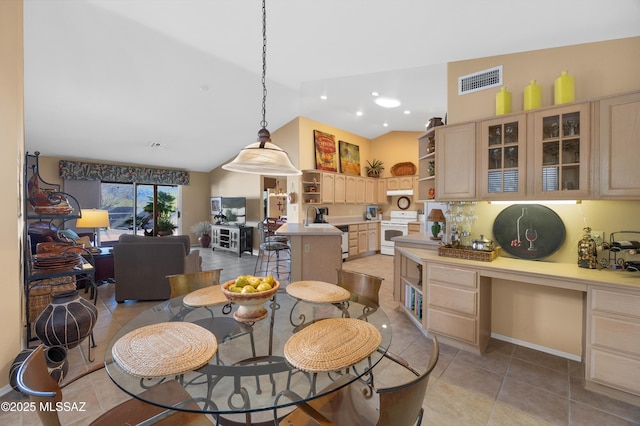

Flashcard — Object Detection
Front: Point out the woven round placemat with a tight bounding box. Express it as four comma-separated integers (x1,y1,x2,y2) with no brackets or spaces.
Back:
112,322,217,378
183,286,227,307
284,318,382,372
285,281,350,303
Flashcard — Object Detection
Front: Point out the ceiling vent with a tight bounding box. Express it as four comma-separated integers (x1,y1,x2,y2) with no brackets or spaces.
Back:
458,66,503,95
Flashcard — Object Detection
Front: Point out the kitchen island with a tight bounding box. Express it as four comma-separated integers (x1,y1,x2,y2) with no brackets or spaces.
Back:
276,223,343,283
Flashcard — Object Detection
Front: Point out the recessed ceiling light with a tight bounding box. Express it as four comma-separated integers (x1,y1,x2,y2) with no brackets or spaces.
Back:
199,85,209,92
356,111,363,116
375,97,401,108
320,95,327,100
383,122,389,127
404,110,411,114
371,91,379,97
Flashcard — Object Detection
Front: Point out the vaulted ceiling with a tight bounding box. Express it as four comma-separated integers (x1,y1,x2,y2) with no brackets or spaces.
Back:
23,0,640,172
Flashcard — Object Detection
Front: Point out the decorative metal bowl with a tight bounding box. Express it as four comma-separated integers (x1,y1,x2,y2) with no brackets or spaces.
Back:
221,279,280,322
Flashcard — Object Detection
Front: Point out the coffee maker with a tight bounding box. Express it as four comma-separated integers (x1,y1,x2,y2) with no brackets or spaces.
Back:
314,207,329,223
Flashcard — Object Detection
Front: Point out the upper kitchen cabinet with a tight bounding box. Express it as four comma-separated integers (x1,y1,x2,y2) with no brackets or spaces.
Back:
531,102,590,199
478,115,527,200
376,178,387,204
302,170,334,204
595,91,640,199
386,176,415,190
334,173,346,203
417,129,436,201
435,122,476,201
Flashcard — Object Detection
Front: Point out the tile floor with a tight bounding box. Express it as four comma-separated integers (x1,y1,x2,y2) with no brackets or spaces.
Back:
3,248,640,425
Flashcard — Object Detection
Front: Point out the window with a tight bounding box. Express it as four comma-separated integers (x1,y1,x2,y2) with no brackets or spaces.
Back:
100,182,179,244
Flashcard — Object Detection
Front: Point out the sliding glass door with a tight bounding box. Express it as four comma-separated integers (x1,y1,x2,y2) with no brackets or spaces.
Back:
100,182,179,244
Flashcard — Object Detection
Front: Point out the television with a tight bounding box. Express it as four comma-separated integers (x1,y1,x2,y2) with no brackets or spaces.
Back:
210,197,246,225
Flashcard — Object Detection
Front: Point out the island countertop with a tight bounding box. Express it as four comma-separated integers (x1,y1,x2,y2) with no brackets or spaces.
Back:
275,223,343,236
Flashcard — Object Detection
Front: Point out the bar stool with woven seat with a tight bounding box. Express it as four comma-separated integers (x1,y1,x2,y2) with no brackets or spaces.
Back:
254,220,290,280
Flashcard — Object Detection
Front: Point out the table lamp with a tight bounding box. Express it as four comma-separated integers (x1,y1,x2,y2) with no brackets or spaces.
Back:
427,209,446,240
76,209,110,248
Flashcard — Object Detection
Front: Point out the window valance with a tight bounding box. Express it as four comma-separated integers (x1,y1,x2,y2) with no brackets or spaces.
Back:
59,160,190,185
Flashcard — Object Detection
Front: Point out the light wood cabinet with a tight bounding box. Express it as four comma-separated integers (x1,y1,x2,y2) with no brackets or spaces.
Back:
347,223,378,258
367,222,379,252
358,225,368,253
435,123,476,201
348,225,358,257
408,223,422,234
595,91,640,199
586,286,640,404
320,172,335,203
365,178,376,204
302,170,334,204
345,175,357,203
427,263,490,352
417,129,436,201
376,178,387,204
334,174,346,203
395,250,425,328
478,115,527,200
531,102,590,199
356,177,366,204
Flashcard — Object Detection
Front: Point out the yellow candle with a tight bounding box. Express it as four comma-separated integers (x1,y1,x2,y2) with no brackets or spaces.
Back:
524,80,542,110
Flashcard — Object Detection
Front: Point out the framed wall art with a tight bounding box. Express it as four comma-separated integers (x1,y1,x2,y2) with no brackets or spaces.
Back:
313,130,337,172
339,140,361,175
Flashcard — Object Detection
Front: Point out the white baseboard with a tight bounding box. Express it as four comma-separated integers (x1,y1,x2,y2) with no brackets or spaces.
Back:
491,332,582,362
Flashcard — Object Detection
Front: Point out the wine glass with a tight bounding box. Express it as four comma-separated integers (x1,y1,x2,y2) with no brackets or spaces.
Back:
525,228,538,251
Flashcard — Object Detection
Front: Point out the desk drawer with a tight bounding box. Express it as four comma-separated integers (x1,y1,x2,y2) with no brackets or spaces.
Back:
591,315,640,356
589,348,640,396
428,309,476,344
428,264,476,289
591,288,640,318
429,283,477,316
358,224,368,231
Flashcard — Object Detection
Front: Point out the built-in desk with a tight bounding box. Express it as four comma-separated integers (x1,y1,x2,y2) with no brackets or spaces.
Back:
394,243,640,406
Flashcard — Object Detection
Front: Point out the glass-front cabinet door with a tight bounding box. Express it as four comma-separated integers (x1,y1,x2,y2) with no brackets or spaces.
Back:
478,114,526,200
532,103,590,199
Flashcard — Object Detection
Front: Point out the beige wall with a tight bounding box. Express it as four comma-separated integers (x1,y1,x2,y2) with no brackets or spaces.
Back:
446,36,640,357
448,36,640,123
0,0,24,390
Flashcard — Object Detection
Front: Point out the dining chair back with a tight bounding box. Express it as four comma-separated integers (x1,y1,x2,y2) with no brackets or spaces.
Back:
16,344,214,426
336,269,383,305
278,336,439,426
167,268,222,298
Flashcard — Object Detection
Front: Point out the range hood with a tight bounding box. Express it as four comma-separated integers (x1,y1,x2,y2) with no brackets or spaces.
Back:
386,189,413,196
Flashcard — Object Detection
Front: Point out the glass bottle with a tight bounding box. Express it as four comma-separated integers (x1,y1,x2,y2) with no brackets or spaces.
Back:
578,227,597,269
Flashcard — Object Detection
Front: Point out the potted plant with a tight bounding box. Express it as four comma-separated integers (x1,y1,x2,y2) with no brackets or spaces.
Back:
366,159,384,178
191,221,213,247
156,217,177,236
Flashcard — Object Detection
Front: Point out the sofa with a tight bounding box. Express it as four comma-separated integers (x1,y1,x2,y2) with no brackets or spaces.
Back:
114,234,202,302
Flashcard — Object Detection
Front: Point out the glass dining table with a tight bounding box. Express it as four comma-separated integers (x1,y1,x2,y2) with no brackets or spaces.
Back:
104,284,392,425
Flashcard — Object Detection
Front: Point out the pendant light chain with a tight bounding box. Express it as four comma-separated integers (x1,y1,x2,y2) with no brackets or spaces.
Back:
260,0,268,129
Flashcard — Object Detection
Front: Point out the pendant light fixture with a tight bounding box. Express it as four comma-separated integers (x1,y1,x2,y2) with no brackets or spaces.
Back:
222,0,301,176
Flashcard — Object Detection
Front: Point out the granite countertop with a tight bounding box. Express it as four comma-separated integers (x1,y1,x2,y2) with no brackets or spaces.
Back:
275,223,343,236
